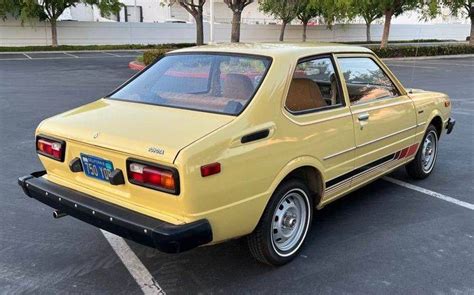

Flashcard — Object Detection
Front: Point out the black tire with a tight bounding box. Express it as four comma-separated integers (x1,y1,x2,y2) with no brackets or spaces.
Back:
247,179,313,266
406,124,439,179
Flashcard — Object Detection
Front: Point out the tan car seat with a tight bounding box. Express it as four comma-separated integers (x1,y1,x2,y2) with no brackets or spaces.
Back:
286,78,327,112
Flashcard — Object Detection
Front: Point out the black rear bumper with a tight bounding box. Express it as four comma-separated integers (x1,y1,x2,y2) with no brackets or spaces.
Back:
18,171,212,253
446,117,455,135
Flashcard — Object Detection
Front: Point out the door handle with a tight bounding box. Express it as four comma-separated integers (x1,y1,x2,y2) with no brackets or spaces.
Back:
358,113,370,121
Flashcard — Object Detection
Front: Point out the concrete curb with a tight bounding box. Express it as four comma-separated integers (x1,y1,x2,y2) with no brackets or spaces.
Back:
382,54,474,61
128,60,145,71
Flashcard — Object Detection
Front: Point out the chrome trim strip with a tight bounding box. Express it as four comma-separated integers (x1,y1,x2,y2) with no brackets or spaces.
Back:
284,112,352,126
417,121,427,127
356,125,417,148
323,147,356,160
351,99,412,114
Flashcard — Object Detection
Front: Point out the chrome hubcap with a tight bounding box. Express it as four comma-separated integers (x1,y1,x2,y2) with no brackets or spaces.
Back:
271,190,308,253
422,131,437,173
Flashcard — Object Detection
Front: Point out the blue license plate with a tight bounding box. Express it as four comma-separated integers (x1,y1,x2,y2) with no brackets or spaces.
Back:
80,154,114,182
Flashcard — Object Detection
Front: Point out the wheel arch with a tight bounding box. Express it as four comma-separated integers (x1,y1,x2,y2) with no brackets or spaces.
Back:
428,115,443,138
268,157,325,209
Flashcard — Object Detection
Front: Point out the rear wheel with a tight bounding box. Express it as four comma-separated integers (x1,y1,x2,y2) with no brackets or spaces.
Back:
406,124,439,179
247,179,313,266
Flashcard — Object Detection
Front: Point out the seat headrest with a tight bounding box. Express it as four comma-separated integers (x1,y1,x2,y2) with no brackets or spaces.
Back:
286,78,327,112
222,74,255,101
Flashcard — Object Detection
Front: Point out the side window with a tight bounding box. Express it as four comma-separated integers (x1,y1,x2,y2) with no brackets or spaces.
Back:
285,57,342,113
338,57,400,105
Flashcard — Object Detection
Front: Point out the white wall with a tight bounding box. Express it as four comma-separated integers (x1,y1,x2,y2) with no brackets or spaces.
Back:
0,19,470,46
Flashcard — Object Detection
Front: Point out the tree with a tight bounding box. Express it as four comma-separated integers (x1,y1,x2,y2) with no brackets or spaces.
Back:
296,0,320,41
223,0,253,42
1,0,121,47
439,0,473,46
379,0,418,48
350,0,383,42
165,0,206,45
301,0,351,42
259,0,300,41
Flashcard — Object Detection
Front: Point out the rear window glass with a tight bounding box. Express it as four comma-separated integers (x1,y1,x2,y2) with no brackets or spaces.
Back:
109,54,271,115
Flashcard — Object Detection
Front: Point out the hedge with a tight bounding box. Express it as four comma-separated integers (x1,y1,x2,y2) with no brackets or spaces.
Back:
142,48,173,65
371,44,474,58
140,44,473,65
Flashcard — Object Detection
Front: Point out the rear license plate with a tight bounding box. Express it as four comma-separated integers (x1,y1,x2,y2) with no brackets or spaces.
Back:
80,154,114,182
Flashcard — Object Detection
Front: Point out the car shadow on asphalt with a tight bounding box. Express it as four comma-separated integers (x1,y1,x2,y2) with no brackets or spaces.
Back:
126,168,454,293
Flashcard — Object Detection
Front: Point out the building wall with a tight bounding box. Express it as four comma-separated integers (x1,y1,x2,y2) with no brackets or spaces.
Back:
56,0,468,24
0,19,470,46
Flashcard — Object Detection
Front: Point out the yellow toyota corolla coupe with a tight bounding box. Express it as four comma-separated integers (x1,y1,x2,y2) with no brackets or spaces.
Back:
19,43,455,265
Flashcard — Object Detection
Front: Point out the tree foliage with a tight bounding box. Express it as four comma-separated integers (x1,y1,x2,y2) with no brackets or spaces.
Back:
425,0,473,45
259,0,300,41
296,0,320,41
349,0,384,42
1,0,122,46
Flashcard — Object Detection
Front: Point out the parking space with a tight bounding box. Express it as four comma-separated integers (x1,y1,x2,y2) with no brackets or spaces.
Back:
0,56,472,294
0,50,142,61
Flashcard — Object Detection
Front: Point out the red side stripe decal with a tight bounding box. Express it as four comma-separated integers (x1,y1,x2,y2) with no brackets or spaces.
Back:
397,143,419,160
398,148,409,159
406,143,419,157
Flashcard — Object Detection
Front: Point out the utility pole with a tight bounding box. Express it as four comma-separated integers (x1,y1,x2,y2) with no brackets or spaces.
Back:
210,0,215,43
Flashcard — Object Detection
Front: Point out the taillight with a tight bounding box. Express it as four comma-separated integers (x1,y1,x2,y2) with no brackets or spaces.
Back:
127,159,179,195
36,136,65,161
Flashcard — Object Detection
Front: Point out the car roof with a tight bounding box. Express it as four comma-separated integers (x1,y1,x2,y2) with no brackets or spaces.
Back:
171,42,373,59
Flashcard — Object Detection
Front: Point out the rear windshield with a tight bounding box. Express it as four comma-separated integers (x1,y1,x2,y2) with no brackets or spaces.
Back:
109,53,271,115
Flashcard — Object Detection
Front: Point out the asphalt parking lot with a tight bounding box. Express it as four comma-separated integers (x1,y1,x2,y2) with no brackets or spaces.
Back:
0,54,473,294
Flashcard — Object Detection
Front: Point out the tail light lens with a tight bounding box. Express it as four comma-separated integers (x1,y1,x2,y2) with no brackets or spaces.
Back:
36,136,65,161
127,159,180,195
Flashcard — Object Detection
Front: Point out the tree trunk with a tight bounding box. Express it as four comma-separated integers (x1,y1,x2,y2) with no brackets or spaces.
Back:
194,12,204,45
366,22,371,43
470,14,473,46
302,21,308,42
380,10,393,49
231,10,242,43
50,18,58,47
279,22,287,42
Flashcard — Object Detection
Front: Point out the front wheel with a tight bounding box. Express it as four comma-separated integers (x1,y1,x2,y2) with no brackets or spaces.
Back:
406,124,439,179
247,179,313,266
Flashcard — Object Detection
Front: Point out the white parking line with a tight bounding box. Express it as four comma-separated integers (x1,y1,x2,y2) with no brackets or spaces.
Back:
101,230,165,294
63,52,79,58
383,177,474,210
103,52,122,57
22,53,32,59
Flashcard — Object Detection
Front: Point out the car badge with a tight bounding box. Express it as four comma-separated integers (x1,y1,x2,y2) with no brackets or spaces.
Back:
93,132,99,139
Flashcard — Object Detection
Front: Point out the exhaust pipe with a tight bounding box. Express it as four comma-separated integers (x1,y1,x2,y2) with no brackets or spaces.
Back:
53,210,67,219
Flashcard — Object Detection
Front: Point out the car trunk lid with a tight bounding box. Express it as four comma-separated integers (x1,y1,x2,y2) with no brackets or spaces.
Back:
38,99,233,163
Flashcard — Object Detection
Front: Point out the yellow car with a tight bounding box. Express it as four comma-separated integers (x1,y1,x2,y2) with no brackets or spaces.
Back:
19,43,455,265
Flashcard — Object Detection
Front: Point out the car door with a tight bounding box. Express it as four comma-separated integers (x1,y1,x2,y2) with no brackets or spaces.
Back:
335,54,417,187
283,55,356,201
